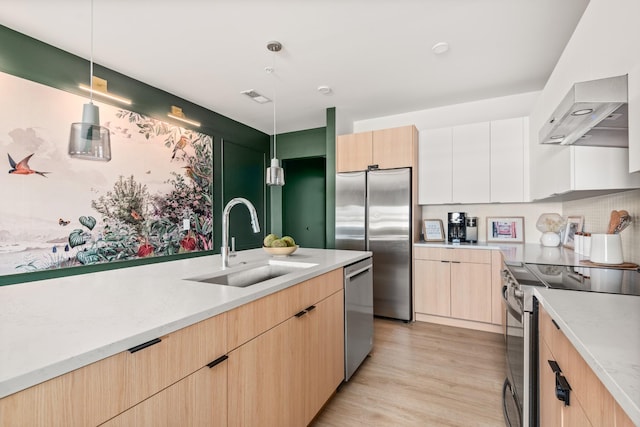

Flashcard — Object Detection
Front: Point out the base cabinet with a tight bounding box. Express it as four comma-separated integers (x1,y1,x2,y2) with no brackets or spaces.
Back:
100,361,227,427
539,305,634,427
0,268,346,427
414,247,500,331
228,289,344,427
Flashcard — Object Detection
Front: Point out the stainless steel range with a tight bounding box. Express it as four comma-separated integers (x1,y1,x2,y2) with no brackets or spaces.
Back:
501,261,640,427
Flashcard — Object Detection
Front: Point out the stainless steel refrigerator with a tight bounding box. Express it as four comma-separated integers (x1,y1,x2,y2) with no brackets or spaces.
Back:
336,168,412,321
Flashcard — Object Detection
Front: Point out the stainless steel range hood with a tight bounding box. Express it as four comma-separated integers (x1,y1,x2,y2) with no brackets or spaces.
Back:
539,74,628,147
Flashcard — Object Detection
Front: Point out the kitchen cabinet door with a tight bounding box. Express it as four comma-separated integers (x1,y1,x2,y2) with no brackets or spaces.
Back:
372,125,416,170
414,259,451,317
450,262,492,323
304,290,345,424
228,315,302,427
490,117,526,202
452,122,491,203
418,127,453,204
100,361,227,427
336,131,372,172
123,313,226,410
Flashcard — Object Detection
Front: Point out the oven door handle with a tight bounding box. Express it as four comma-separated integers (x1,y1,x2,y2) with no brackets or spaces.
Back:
503,284,523,321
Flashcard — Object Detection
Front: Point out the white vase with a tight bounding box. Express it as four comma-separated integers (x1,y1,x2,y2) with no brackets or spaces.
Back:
540,231,561,247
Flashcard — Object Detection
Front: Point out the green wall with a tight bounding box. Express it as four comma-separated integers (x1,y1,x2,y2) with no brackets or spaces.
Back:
266,111,337,249
0,24,270,285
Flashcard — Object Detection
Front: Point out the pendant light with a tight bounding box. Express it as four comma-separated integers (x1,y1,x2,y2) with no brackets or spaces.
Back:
265,41,284,186
68,0,111,161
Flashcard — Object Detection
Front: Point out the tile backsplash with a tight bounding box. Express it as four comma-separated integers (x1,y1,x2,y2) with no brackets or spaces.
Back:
563,189,640,265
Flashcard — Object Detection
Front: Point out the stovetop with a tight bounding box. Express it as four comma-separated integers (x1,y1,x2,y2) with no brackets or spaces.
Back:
524,263,640,296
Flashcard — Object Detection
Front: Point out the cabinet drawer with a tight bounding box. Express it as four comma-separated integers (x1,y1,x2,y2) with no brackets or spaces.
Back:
448,248,491,264
124,313,227,408
414,247,491,264
414,247,446,260
0,313,226,427
227,268,343,350
0,351,127,427
101,361,227,427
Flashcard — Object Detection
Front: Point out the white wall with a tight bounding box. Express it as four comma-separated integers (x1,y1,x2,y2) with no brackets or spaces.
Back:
352,91,539,132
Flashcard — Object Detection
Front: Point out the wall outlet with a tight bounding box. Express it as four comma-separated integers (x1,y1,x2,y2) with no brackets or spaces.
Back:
183,219,190,231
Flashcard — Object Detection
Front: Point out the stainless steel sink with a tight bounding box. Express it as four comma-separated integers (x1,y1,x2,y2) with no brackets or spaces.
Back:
187,260,318,288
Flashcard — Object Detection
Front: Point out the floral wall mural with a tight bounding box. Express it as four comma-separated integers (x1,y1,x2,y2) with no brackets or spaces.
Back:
0,71,213,277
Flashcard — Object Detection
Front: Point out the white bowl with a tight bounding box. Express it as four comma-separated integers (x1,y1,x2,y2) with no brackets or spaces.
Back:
263,245,298,256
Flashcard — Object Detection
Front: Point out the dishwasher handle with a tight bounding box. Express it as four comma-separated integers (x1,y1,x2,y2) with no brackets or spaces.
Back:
345,264,372,279
344,257,373,279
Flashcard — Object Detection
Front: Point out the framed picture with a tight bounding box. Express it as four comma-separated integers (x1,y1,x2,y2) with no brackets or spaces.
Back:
562,216,584,249
487,217,525,243
423,219,445,242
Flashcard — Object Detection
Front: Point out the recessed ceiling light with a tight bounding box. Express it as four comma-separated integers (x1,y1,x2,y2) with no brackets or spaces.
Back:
317,85,332,95
432,42,450,55
241,89,271,104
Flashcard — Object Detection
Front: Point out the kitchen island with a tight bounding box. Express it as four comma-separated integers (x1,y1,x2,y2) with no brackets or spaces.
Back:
535,288,639,426
0,248,370,406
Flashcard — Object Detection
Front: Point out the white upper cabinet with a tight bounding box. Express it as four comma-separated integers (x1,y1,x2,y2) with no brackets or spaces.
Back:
452,122,490,203
419,127,452,204
490,117,526,202
418,118,528,204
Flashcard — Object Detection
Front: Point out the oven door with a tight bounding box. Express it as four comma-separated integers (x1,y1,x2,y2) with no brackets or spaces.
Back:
503,282,524,427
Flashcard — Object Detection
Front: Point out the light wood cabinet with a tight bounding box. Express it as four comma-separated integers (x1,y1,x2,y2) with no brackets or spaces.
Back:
336,131,373,172
414,259,450,317
414,247,497,330
539,305,634,427
0,269,346,427
0,313,227,427
227,269,344,427
336,125,417,172
101,359,227,427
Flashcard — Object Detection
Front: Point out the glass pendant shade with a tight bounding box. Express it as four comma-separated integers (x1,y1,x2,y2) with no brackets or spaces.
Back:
69,103,111,161
266,157,285,186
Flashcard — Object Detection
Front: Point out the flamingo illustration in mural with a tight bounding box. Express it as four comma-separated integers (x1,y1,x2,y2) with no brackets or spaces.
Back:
7,153,49,177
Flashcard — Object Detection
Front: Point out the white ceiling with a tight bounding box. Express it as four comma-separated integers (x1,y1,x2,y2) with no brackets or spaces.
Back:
0,0,589,135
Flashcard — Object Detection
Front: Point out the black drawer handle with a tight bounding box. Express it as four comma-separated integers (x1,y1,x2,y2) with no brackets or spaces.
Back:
128,338,162,353
551,319,561,330
295,310,307,318
306,305,316,312
207,354,229,369
548,360,571,406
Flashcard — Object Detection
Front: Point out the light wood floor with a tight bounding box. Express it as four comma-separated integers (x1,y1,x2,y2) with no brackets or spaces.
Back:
312,318,506,427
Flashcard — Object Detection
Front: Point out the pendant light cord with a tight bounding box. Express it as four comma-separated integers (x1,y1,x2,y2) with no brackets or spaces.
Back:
271,49,277,160
89,0,94,104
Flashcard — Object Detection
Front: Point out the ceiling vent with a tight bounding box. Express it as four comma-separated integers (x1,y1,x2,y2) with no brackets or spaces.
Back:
241,89,271,104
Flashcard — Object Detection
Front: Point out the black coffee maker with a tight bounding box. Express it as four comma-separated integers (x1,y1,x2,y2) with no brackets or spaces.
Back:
448,212,467,243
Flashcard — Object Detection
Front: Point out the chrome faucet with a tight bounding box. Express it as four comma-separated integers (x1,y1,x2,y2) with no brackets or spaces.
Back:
221,197,260,269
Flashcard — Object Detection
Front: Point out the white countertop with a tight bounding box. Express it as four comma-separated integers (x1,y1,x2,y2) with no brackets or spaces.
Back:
534,288,640,425
0,248,370,399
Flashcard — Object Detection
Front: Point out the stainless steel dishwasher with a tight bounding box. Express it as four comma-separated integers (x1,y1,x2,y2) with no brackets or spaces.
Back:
344,256,374,381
